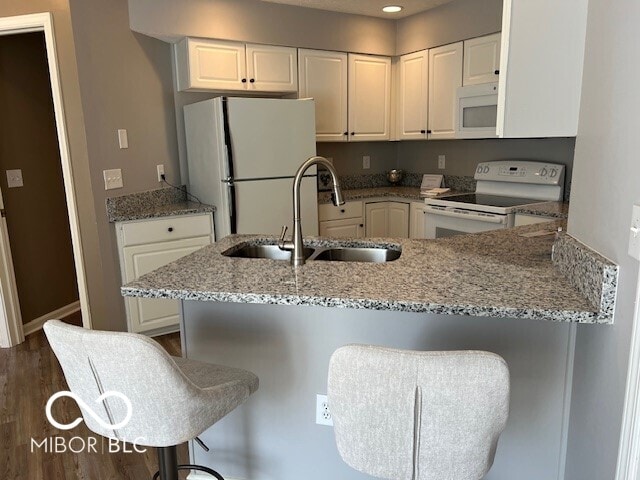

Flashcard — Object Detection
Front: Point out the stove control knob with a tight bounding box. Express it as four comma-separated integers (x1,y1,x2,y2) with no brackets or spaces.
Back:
540,168,548,177
483,166,490,174
477,165,483,174
550,169,558,178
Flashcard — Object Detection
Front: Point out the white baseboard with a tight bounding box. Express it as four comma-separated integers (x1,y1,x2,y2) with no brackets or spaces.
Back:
23,300,81,336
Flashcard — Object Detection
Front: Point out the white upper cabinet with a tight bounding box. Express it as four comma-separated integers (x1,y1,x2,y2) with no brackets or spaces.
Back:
428,42,463,140
397,50,429,140
175,38,297,93
463,33,501,86
498,0,588,137
246,44,298,92
348,54,391,142
298,49,348,142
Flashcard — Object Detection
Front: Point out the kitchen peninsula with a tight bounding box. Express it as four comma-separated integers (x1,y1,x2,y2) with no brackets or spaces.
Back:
122,224,616,480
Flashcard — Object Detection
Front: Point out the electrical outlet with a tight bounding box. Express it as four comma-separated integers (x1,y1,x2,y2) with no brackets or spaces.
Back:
316,394,333,426
363,156,371,170
157,164,165,182
117,129,128,149
629,204,640,260
438,155,446,169
6,169,23,188
103,169,123,190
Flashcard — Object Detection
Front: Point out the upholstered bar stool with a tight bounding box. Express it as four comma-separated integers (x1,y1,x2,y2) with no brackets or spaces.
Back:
43,320,258,480
328,345,510,480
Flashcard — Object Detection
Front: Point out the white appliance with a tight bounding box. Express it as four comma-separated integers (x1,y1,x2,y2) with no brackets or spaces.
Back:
184,97,318,239
424,160,565,239
455,83,499,138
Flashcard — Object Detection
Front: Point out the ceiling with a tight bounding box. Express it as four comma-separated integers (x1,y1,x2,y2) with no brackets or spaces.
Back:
258,0,457,19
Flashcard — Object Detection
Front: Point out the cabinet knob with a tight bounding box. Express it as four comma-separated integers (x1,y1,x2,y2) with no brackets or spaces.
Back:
343,132,348,136
168,227,174,232
241,78,247,83
427,130,432,134
350,132,355,136
249,78,255,83
494,70,500,75
340,209,345,213
420,129,426,134
359,224,364,228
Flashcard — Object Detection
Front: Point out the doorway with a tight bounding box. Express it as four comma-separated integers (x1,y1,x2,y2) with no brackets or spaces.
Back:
0,13,91,348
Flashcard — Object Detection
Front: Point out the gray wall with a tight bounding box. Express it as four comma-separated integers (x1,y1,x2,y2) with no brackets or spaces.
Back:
68,0,180,331
396,0,503,54
564,0,640,478
0,0,106,329
316,142,398,176
128,0,396,56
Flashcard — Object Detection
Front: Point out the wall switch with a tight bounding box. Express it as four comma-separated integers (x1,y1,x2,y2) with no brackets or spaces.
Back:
157,164,165,182
117,129,128,149
6,169,23,188
438,155,446,169
363,156,371,170
103,169,123,190
629,204,640,260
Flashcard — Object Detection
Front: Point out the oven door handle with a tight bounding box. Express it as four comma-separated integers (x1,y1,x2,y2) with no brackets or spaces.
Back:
423,205,507,224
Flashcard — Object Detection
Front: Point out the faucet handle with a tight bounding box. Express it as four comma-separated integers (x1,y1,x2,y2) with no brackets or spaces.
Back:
278,225,288,250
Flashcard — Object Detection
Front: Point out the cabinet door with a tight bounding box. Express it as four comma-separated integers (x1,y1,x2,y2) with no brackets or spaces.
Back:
463,33,501,86
398,50,429,140
298,49,348,142
348,54,391,142
428,42,463,140
387,202,409,238
410,202,427,239
179,38,247,91
319,218,364,238
122,236,211,334
246,44,298,92
365,202,389,237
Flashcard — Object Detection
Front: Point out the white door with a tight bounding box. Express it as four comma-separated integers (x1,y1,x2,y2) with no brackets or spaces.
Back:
0,188,22,348
226,98,317,179
246,44,298,92
319,219,364,238
365,202,389,237
463,33,501,86
410,202,427,239
348,54,391,141
234,177,318,236
298,49,348,142
388,202,409,238
123,236,210,333
398,50,428,140
428,42,463,140
185,38,247,91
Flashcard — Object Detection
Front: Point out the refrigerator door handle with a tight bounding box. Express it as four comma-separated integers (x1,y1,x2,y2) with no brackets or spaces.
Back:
222,179,237,235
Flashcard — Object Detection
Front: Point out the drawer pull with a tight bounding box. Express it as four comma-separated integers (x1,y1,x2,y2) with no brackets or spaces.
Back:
168,227,174,232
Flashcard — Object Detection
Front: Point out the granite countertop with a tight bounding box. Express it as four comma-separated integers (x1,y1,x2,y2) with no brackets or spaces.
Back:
515,201,570,219
106,187,216,223
317,186,466,204
122,221,616,324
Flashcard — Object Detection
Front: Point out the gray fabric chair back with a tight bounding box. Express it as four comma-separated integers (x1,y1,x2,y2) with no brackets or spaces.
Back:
43,320,256,447
328,345,510,480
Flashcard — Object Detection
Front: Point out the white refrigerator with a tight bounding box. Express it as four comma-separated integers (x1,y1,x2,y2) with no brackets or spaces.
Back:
184,97,318,239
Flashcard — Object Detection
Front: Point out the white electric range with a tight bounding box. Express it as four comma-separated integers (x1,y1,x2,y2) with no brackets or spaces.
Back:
424,160,565,238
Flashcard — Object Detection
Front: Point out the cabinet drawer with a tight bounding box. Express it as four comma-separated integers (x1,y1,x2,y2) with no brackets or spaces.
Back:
318,201,363,221
120,214,212,246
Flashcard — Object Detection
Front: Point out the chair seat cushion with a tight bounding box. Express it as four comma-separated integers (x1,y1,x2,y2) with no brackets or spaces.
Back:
172,356,258,394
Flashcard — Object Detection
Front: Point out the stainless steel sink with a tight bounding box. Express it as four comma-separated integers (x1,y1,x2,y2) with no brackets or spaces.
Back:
312,247,401,263
227,244,314,261
224,244,401,263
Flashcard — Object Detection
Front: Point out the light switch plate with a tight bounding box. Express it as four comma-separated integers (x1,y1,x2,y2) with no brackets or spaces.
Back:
117,129,128,149
6,169,23,188
362,156,370,169
438,155,446,169
103,168,123,190
629,204,640,260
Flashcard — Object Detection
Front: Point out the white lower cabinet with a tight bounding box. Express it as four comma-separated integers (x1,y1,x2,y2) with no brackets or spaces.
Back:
116,213,214,335
365,201,409,238
410,202,428,239
318,201,364,238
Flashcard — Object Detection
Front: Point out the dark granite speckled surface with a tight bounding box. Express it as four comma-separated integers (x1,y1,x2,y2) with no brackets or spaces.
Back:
106,187,215,223
122,220,614,324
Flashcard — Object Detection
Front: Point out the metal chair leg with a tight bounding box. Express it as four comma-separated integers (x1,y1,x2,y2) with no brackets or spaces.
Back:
152,445,225,480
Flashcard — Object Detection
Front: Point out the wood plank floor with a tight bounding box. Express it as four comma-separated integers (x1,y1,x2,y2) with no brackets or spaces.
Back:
0,323,190,479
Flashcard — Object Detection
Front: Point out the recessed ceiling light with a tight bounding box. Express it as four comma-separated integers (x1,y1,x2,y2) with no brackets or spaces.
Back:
382,5,403,13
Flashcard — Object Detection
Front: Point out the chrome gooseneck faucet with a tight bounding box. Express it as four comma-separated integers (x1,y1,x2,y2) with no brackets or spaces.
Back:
279,156,344,267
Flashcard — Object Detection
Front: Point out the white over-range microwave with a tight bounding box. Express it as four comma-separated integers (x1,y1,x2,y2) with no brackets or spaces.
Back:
455,82,498,138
